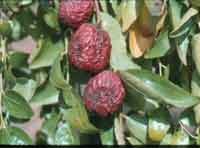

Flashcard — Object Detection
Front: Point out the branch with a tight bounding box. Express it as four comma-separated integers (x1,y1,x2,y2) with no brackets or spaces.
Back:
0,37,6,129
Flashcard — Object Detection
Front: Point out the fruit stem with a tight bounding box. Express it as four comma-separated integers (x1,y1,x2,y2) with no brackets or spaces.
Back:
95,0,101,25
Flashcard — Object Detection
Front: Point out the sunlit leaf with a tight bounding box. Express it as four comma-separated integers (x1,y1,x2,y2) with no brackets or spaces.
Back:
144,30,170,59
0,127,33,145
123,114,147,143
100,12,140,70
30,81,59,106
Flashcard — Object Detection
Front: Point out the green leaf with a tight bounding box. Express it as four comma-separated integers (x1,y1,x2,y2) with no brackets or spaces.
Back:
50,56,69,90
145,30,170,59
192,70,200,97
44,8,60,31
0,127,32,145
10,19,21,40
41,111,61,144
0,20,12,36
144,97,160,113
124,82,146,111
194,104,200,124
54,122,80,145
120,0,138,32
123,114,147,143
192,33,200,76
29,38,64,69
170,8,198,38
30,81,59,106
19,0,32,6
100,127,114,145
35,70,48,86
100,12,140,70
197,132,200,145
8,52,28,68
62,88,99,133
13,78,37,101
169,0,190,65
190,0,200,7
148,109,170,141
119,69,199,108
176,36,189,66
3,91,33,119
160,130,189,145
169,0,182,28
126,137,143,145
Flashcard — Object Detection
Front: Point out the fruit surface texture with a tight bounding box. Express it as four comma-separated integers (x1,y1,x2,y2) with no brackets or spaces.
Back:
68,23,111,72
83,70,125,116
59,0,94,28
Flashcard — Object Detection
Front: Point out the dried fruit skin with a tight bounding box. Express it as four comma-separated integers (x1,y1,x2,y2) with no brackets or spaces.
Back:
59,0,94,28
68,23,111,72
83,70,125,117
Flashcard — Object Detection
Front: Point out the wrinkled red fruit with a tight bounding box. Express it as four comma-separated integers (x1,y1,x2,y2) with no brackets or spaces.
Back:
59,0,94,28
83,70,125,117
68,23,111,72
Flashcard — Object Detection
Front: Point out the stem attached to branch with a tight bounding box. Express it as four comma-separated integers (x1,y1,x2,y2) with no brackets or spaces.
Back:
95,0,101,25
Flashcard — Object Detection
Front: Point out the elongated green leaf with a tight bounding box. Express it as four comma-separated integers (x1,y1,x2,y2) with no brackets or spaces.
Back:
123,114,147,143
50,56,69,90
169,0,189,65
126,137,143,145
169,0,182,28
0,127,32,145
170,8,198,38
30,81,59,106
192,33,200,75
100,12,140,70
192,70,200,97
176,36,189,66
3,91,33,119
29,38,64,69
100,127,114,145
119,69,199,108
145,30,170,59
62,88,99,133
194,104,200,124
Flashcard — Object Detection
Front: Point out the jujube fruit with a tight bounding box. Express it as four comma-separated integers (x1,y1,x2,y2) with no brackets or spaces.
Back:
68,23,111,72
83,70,125,117
59,0,94,28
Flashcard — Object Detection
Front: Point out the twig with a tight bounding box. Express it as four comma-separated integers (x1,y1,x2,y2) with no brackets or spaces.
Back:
95,0,101,25
0,37,6,129
179,121,198,140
